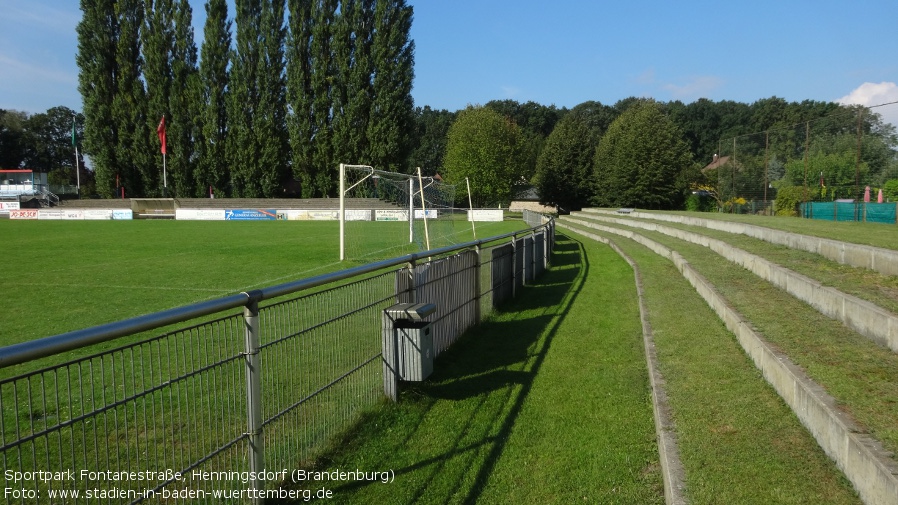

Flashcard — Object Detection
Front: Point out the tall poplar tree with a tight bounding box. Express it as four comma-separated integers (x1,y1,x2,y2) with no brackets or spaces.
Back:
332,0,373,166
114,0,152,196
170,0,200,196
227,0,262,197
368,0,414,173
254,0,289,197
197,0,231,197
311,0,338,195
77,0,119,197
142,0,175,195
286,0,315,196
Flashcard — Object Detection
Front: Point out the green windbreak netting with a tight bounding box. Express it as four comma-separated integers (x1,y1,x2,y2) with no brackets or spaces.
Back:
801,202,897,224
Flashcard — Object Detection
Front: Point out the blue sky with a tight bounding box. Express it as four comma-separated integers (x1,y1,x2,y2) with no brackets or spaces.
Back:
2,0,898,125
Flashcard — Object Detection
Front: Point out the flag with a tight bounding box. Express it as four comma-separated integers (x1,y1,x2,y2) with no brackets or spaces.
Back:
157,115,167,155
71,119,76,148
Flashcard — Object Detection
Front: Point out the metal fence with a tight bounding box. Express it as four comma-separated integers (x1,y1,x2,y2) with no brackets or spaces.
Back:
0,217,554,504
714,101,898,214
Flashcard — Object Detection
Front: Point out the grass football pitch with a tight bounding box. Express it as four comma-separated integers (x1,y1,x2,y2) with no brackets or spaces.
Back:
0,218,527,349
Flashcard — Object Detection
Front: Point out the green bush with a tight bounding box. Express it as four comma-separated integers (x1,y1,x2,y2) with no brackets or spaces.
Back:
685,193,716,212
774,186,806,216
883,180,898,202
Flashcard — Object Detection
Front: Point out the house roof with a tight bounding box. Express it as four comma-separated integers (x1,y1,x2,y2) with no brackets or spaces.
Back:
702,155,731,172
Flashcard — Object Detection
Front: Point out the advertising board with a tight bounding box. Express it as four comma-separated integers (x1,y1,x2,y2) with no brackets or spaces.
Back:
83,209,114,220
224,209,278,221
375,209,409,222
414,209,439,219
176,209,226,221
38,209,85,220
468,209,504,222
10,209,38,220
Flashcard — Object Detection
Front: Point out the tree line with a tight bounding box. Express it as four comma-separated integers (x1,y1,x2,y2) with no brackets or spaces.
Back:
74,0,413,199
6,25,896,209
424,96,897,212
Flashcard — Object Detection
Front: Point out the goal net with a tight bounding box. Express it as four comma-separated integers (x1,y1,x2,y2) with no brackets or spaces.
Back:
339,164,469,262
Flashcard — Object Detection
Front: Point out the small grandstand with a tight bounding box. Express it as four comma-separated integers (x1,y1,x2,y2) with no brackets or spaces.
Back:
0,169,58,210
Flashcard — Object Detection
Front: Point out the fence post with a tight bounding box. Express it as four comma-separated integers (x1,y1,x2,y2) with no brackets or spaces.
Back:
530,229,537,284
474,244,482,325
511,235,517,299
243,292,265,504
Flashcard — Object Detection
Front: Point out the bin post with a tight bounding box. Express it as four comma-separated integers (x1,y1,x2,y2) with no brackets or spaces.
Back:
381,310,401,402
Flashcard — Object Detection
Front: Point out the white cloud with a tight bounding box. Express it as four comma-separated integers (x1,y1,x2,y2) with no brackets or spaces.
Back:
0,3,81,32
0,53,76,86
634,68,656,85
500,86,523,100
661,75,723,101
837,82,898,127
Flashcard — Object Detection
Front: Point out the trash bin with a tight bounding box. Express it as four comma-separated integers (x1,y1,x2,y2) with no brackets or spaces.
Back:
382,303,436,400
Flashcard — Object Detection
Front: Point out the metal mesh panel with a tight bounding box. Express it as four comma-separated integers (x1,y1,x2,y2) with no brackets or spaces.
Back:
413,251,478,356
258,272,393,471
0,315,248,502
523,236,534,284
534,231,546,278
491,244,514,308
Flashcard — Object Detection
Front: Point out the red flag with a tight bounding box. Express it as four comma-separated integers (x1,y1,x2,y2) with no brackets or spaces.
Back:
157,116,167,155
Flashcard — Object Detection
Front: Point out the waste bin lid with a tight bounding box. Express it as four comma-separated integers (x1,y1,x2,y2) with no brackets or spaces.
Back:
385,302,436,320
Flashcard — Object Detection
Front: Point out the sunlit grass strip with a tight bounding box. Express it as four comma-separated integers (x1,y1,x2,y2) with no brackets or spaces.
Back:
283,233,664,504
559,222,862,505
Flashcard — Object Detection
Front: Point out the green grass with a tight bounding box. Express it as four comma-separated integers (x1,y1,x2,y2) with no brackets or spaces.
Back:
283,233,664,504
0,219,525,347
559,224,862,504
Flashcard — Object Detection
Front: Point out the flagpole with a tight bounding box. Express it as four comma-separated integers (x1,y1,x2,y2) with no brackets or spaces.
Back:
157,115,167,197
75,146,80,199
72,116,80,198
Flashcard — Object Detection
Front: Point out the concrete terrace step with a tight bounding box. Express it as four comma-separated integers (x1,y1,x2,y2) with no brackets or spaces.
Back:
558,216,898,505
568,212,898,353
581,208,898,277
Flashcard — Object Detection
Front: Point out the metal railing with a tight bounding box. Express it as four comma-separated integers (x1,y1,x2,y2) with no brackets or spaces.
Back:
0,217,554,504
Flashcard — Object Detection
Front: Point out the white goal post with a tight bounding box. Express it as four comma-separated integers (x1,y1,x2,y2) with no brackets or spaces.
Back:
339,163,462,262
339,164,414,261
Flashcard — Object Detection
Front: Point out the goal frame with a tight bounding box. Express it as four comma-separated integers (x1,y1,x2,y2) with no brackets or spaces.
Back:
339,163,415,261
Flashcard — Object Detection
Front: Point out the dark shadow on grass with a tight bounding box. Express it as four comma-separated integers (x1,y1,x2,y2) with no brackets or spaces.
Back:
281,232,588,504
